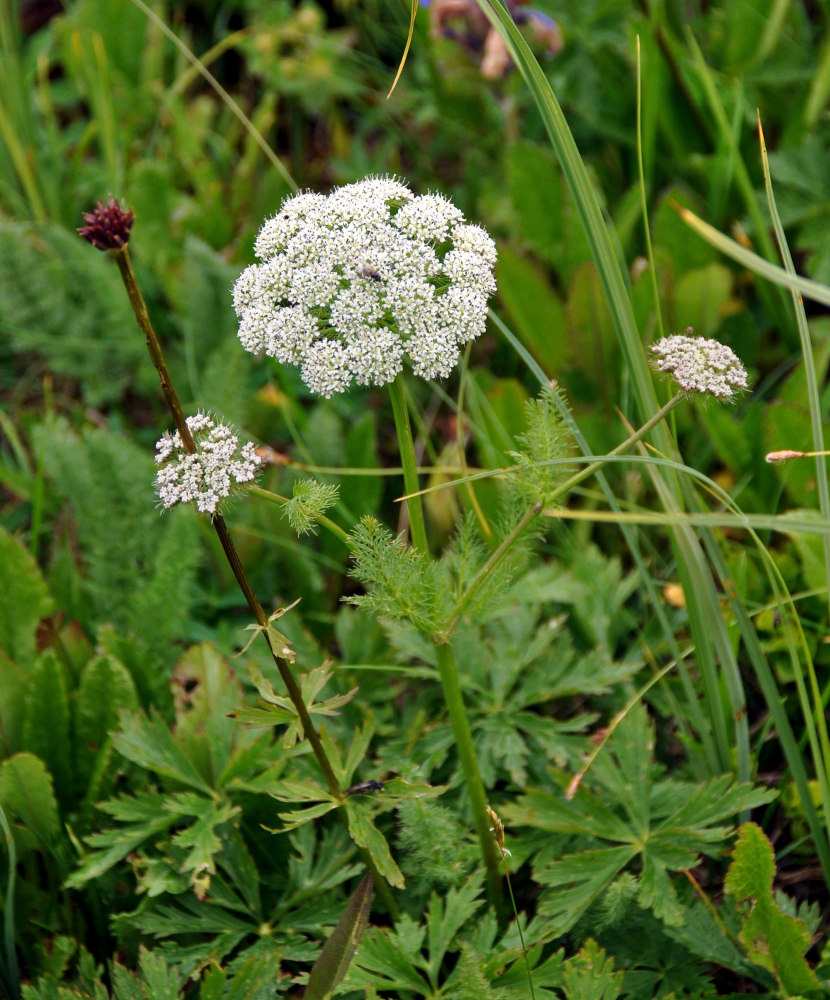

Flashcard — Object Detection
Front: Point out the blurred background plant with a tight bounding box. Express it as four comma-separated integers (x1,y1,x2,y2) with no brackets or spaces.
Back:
2,0,830,997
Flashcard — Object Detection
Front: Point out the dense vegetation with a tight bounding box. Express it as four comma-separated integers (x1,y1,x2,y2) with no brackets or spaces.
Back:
1,0,830,997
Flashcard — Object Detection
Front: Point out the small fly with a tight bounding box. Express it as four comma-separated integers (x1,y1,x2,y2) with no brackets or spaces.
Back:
344,779,385,796
358,263,383,282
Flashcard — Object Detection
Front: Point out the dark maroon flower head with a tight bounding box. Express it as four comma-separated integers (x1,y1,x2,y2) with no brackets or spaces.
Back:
78,196,134,250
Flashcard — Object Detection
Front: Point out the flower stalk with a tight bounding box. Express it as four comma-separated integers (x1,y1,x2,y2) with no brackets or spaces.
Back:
81,205,397,914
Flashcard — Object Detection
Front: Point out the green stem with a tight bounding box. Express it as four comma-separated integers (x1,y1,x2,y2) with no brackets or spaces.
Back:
433,641,504,916
387,374,504,915
388,375,429,553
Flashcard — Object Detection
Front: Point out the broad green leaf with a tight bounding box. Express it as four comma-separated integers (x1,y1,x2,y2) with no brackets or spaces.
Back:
562,940,623,1000
0,752,59,846
113,710,213,793
345,801,404,889
672,263,734,337
496,244,569,375
0,653,28,758
22,651,72,808
0,525,53,667
305,873,373,1000
341,412,382,519
74,654,138,795
170,644,243,788
725,822,822,997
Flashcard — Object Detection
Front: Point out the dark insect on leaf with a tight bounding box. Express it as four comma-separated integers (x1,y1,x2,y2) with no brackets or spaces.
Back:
344,780,385,796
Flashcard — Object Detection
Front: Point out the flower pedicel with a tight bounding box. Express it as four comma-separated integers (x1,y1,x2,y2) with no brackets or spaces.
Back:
232,176,497,397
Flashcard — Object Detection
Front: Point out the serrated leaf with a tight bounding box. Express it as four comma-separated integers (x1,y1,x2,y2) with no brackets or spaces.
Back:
562,940,623,1000
725,822,822,997
223,952,282,1000
0,653,28,757
346,926,429,993
22,651,72,808
167,796,240,893
345,802,405,889
63,791,178,888
272,800,339,832
427,877,484,983
343,715,375,785
218,824,261,914
74,655,138,796
110,946,182,1000
113,710,213,793
638,852,683,926
0,526,53,667
0,752,59,845
536,846,636,935
306,873,373,1000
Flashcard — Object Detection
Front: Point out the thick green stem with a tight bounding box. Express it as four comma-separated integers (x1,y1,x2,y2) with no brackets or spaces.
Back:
433,641,505,916
388,375,429,553
387,376,504,914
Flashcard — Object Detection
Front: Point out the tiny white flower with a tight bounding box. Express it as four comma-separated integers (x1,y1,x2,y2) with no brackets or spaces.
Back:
233,176,497,396
651,334,748,399
154,413,261,515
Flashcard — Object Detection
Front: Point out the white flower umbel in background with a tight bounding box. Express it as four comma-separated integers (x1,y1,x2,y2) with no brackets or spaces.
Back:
155,412,261,515
651,334,748,400
232,176,497,397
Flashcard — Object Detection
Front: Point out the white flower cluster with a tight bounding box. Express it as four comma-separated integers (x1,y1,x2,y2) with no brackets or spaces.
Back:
233,176,497,397
651,335,748,399
155,413,261,515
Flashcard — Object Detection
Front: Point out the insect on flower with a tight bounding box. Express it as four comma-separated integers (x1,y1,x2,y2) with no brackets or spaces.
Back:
344,779,385,796
358,263,383,282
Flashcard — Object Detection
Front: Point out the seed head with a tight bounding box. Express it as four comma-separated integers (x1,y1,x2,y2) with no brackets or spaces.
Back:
78,196,135,251
233,176,497,397
155,413,261,515
650,334,748,399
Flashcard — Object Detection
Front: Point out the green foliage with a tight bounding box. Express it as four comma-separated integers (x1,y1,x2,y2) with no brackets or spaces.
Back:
505,704,777,936
346,517,445,632
0,753,60,850
305,874,373,1000
233,662,358,748
32,417,201,703
3,0,830,995
507,384,574,508
22,944,283,1000
0,526,53,667
0,224,150,407
21,652,72,810
724,822,824,998
283,479,340,537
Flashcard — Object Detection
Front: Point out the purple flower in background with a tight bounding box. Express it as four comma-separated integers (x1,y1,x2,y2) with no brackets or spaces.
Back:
421,0,562,78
